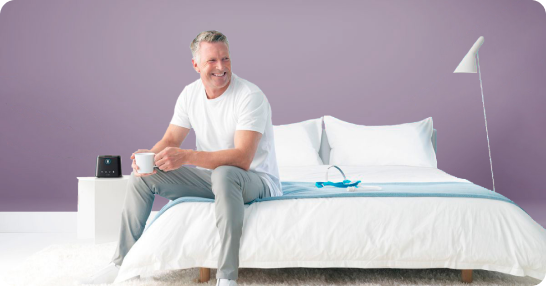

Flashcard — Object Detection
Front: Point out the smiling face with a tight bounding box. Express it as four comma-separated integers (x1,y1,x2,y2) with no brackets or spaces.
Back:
192,41,232,99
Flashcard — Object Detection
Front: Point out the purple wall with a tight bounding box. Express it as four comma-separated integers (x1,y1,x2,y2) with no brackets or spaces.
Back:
1,0,545,212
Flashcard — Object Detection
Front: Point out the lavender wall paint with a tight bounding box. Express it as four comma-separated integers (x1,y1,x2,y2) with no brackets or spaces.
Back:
1,0,545,212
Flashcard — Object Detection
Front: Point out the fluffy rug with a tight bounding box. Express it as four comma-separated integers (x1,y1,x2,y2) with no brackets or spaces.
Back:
0,241,542,286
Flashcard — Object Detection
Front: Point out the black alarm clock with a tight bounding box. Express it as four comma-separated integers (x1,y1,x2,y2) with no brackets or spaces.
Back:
96,155,122,178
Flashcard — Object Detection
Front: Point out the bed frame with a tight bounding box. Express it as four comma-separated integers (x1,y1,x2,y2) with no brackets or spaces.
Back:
194,128,474,283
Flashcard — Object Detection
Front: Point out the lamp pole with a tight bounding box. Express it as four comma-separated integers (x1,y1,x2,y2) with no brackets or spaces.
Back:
476,53,496,192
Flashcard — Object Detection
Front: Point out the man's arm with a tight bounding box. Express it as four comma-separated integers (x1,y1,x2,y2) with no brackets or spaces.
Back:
186,130,262,171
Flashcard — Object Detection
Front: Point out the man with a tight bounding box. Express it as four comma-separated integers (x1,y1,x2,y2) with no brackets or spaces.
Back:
78,30,282,286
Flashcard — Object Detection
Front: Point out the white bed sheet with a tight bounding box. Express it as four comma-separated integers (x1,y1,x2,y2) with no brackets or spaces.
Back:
114,166,546,283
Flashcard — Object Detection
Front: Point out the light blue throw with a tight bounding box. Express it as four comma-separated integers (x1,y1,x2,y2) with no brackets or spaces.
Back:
144,181,526,232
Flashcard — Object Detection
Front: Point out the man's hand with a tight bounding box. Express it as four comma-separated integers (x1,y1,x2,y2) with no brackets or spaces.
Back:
154,147,192,172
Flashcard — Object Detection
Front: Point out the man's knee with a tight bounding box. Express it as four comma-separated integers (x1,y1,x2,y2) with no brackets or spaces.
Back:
211,166,243,195
128,171,153,193
129,171,144,184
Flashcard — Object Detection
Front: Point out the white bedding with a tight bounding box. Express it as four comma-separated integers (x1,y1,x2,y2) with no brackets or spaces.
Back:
114,165,546,283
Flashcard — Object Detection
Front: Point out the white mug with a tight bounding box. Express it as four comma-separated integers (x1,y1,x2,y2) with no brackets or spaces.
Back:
135,153,158,174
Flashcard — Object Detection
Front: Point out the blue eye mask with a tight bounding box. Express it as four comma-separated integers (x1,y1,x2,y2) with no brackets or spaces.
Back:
315,165,361,188
316,179,361,188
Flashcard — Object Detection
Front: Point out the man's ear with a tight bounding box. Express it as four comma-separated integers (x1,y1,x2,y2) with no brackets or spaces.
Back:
192,59,200,73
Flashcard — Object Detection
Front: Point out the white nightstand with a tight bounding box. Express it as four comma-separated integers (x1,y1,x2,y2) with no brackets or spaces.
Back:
77,175,129,244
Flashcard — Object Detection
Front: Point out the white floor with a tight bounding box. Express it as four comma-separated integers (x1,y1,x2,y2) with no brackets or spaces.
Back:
0,233,91,278
1,200,545,284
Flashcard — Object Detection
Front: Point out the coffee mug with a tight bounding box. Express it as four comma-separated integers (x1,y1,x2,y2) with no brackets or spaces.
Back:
135,153,158,174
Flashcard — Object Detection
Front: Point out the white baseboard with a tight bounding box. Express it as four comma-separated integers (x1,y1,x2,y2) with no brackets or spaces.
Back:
0,211,160,233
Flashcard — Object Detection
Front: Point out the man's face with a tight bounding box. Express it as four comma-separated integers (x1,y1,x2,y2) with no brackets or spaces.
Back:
192,41,232,93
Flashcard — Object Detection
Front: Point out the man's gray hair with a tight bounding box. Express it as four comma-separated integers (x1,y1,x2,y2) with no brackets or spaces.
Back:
190,30,230,64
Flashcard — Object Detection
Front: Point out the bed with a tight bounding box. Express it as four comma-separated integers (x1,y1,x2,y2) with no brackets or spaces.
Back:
113,125,546,284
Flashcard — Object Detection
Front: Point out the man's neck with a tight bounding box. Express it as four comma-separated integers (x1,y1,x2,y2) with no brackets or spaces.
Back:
205,80,231,100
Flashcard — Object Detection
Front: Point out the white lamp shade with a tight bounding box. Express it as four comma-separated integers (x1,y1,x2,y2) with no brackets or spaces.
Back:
454,36,485,73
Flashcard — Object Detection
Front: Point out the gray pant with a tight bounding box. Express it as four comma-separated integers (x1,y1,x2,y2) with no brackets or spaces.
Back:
110,165,271,280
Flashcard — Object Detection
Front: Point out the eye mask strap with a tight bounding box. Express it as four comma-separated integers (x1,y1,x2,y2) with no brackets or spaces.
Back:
326,165,347,182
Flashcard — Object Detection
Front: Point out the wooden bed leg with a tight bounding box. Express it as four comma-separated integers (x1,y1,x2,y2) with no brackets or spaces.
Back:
198,267,210,283
461,269,473,283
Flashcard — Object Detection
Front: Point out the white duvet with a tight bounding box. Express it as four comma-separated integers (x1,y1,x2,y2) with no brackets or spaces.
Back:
114,165,546,283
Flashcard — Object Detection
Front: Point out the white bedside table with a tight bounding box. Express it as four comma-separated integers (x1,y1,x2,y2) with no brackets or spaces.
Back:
77,175,129,244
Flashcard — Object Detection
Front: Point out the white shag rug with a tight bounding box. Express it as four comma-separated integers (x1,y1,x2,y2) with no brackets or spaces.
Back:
0,241,542,286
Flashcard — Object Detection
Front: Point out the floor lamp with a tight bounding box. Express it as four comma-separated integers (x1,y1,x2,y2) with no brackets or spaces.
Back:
453,36,495,192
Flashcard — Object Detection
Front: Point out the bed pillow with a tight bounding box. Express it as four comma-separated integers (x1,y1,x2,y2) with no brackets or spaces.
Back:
273,118,324,166
323,116,437,168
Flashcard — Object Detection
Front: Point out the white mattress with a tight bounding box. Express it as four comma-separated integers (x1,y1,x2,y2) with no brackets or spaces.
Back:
114,165,546,283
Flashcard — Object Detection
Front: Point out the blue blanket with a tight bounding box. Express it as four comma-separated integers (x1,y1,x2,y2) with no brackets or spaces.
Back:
144,181,526,232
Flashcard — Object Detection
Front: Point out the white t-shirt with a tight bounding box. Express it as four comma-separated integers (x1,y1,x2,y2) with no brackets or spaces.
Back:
169,73,282,197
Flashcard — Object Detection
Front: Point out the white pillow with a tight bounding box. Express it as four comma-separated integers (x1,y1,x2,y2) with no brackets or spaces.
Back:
273,118,324,166
323,116,437,168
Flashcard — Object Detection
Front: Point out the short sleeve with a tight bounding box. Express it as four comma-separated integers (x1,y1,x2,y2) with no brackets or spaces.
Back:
170,87,192,129
236,92,269,134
